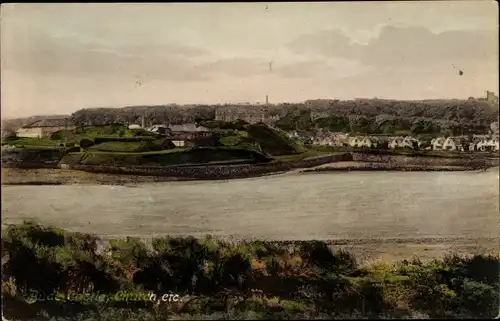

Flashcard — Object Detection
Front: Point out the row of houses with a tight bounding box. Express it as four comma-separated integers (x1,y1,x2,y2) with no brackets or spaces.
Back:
288,130,500,152
310,133,421,150
431,136,499,152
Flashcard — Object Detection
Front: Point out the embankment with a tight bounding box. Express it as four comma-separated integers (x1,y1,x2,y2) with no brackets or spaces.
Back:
1,153,352,185
1,148,62,169
350,153,497,170
65,153,352,180
301,153,498,173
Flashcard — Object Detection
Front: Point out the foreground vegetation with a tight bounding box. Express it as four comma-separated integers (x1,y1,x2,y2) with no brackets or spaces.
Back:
2,222,498,320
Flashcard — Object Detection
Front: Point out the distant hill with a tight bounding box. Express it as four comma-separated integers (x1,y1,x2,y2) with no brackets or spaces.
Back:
4,98,498,135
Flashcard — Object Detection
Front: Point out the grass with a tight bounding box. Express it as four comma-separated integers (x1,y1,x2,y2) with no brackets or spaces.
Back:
2,137,59,148
246,123,306,156
215,124,305,157
2,221,499,320
74,147,189,156
67,147,273,167
273,148,334,162
88,141,155,153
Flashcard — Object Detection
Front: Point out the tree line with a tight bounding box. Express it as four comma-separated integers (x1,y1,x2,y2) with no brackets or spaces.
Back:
4,99,497,136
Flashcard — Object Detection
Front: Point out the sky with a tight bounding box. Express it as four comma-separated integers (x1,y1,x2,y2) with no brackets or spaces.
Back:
1,2,498,118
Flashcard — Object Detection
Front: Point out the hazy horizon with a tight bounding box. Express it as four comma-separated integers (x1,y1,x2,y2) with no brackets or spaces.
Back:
1,2,498,118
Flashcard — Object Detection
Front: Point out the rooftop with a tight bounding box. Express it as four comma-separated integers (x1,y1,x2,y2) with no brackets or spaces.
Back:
168,123,210,132
23,117,74,128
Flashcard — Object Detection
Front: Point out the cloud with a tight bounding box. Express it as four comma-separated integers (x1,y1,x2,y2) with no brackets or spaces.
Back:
194,58,270,77
287,26,498,66
2,29,211,82
273,58,367,79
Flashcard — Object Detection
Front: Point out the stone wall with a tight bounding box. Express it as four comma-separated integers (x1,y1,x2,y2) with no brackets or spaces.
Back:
214,107,281,125
351,152,498,169
1,148,62,169
68,153,352,180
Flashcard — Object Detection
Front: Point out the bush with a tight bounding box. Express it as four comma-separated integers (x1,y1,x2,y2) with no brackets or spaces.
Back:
79,138,95,148
2,223,499,320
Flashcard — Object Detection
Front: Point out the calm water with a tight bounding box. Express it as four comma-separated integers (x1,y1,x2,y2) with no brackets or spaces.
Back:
2,170,499,240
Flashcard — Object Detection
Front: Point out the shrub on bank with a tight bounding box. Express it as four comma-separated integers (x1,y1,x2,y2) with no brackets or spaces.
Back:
2,221,499,320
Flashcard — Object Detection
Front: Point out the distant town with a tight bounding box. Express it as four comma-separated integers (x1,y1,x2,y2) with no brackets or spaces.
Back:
4,92,499,155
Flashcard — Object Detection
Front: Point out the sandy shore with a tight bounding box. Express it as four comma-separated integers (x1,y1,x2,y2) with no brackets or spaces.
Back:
1,168,189,186
312,237,498,263
300,161,475,172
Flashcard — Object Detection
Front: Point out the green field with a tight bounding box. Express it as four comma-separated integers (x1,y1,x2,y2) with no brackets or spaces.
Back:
61,147,273,167
2,137,59,148
215,123,305,157
273,148,333,162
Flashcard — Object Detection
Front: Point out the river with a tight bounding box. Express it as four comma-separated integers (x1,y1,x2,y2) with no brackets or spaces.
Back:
1,170,498,241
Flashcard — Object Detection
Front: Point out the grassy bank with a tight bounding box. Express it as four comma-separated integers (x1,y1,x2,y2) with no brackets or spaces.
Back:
60,147,274,167
2,222,498,320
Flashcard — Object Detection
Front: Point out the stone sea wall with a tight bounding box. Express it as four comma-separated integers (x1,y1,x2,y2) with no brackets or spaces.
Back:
1,148,62,169
68,153,353,180
351,153,499,169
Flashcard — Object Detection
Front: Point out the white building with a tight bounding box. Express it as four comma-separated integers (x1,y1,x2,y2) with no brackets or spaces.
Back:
431,137,446,150
16,118,75,139
475,137,499,152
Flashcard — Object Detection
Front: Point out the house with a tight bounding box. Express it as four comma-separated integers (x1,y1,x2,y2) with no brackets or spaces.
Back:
469,135,486,151
165,123,215,147
348,136,363,148
388,136,404,149
346,136,373,148
371,136,390,149
475,137,499,152
431,137,446,150
312,135,331,146
287,130,300,139
442,137,460,151
16,117,76,138
147,124,170,135
443,136,472,151
389,137,403,149
402,136,420,149
331,133,349,147
359,136,377,148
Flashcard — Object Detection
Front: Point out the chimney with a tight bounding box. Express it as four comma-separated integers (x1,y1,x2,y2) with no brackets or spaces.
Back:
141,115,145,128
266,95,269,105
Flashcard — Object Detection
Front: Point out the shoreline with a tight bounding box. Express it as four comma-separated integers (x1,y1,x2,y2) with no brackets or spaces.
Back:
2,162,498,186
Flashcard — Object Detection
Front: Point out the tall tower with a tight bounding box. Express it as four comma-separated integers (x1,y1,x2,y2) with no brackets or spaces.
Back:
266,95,269,105
141,114,145,128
